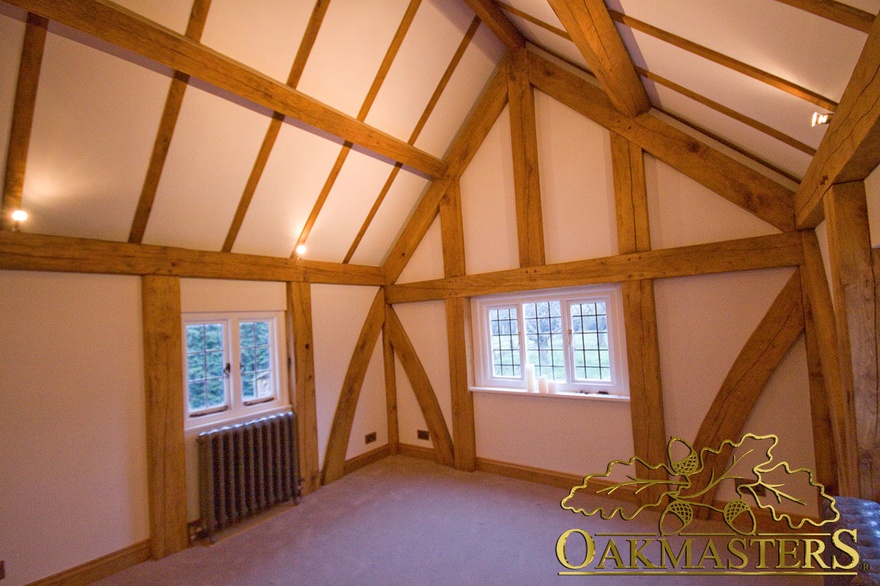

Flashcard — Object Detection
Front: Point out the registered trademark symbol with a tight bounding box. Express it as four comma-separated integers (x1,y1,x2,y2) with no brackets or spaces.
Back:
862,561,871,571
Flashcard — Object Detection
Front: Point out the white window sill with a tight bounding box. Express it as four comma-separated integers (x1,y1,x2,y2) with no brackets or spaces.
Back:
184,403,293,435
470,386,630,402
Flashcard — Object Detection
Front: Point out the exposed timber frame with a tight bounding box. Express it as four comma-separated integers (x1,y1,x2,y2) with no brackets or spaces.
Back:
4,0,447,179
610,133,666,504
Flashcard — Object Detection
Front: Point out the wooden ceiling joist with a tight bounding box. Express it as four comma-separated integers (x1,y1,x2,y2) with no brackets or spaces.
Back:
222,0,332,253
610,10,839,112
128,0,213,244
462,0,525,49
795,15,880,228
384,57,510,283
386,232,804,303
0,230,384,285
547,0,650,117
638,68,816,156
1,12,47,231
654,107,802,185
771,0,876,34
343,16,482,265
292,0,422,257
6,0,447,179
528,52,796,232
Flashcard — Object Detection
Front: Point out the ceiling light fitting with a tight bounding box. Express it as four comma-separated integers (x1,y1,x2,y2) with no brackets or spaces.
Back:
811,112,832,127
295,244,307,257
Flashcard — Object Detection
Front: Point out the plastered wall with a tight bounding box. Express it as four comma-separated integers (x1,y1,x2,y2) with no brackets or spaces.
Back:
0,271,149,586
396,87,818,502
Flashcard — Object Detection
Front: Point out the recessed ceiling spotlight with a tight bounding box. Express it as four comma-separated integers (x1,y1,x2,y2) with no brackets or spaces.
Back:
811,112,832,127
11,209,28,222
295,244,307,257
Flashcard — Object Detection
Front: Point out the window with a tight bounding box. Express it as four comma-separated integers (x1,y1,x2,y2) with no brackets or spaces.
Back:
183,312,287,428
473,286,628,397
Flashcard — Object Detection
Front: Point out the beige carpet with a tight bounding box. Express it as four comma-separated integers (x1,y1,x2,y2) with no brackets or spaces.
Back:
98,455,821,585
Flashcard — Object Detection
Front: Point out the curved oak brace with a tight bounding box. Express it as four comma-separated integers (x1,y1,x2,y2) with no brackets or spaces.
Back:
386,305,455,467
692,271,805,513
321,290,386,485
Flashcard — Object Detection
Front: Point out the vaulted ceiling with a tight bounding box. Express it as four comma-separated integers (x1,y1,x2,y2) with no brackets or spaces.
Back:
0,0,877,268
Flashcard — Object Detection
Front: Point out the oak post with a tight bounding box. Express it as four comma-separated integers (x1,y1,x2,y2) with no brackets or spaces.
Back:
141,275,188,559
288,282,320,494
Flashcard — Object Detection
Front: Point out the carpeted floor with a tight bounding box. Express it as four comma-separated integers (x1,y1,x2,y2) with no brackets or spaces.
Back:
98,455,822,585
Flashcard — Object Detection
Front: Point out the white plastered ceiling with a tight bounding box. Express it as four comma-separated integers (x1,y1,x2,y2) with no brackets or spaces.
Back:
0,0,877,264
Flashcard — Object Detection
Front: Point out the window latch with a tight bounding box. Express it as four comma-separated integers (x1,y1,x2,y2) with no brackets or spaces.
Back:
223,363,231,379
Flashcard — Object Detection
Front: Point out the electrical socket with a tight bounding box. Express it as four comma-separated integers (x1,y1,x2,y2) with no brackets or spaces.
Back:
417,429,429,440
365,432,377,444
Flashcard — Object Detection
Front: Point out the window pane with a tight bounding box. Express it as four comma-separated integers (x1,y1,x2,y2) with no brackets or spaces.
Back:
571,301,611,381
185,323,228,413
523,301,565,381
489,307,520,377
239,320,274,401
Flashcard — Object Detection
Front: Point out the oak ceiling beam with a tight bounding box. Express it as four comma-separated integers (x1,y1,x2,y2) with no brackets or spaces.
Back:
129,0,213,244
1,13,47,231
529,52,796,232
547,0,650,117
462,0,525,49
638,68,816,156
7,0,447,179
384,57,510,283
291,0,422,257
386,232,804,303
343,16,482,265
222,0,332,253
610,10,839,112
771,0,876,34
0,231,385,285
795,15,880,228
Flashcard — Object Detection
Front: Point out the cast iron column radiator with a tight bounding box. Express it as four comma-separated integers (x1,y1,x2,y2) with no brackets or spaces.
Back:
197,411,301,539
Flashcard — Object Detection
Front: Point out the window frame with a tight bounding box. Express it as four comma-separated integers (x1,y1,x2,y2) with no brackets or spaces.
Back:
182,311,288,430
472,285,629,397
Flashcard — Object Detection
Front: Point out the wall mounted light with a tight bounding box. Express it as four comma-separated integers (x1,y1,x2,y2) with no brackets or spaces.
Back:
811,112,833,127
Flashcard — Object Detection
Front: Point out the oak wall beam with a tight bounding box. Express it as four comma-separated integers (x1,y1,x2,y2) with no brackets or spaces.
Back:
611,134,666,504
287,282,320,495
0,231,384,285
801,230,859,496
508,49,546,268
386,306,455,467
386,232,805,303
322,290,386,485
141,275,188,559
692,271,805,511
824,182,879,499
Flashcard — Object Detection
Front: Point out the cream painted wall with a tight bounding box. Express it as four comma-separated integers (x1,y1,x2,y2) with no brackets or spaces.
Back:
180,279,290,521
392,301,453,448
310,285,386,466
0,271,149,586
864,164,880,247
401,90,818,492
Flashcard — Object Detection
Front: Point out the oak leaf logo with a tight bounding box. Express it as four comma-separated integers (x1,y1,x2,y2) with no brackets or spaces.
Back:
560,433,839,535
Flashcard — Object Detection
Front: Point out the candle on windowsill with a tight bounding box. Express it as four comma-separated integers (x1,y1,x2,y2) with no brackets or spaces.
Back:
525,364,536,392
